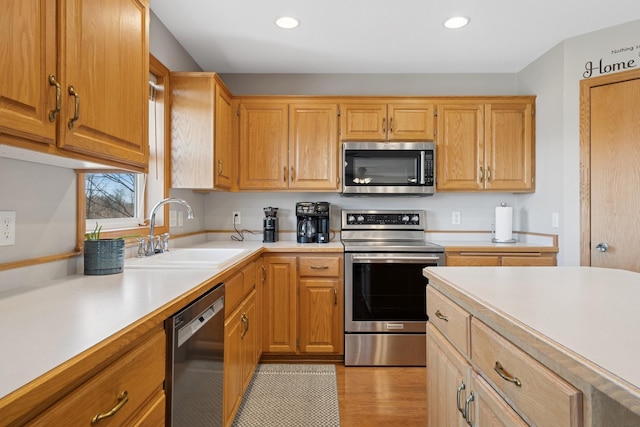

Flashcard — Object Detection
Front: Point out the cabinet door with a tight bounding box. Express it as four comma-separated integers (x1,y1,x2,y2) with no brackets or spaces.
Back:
59,0,149,170
388,103,435,141
224,306,244,426
170,73,216,189
289,103,340,190
427,323,471,427
238,102,289,189
242,291,258,388
485,103,534,192
215,84,234,189
299,277,343,354
468,372,528,427
340,103,387,140
436,104,484,191
262,255,297,352
0,0,56,146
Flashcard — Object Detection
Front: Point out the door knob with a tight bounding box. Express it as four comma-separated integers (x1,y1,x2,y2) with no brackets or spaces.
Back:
595,242,609,252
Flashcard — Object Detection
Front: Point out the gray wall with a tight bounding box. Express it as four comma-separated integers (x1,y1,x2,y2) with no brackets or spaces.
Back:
517,19,640,265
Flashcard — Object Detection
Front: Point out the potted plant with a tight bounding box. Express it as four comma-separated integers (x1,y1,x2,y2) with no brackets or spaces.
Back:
83,223,125,275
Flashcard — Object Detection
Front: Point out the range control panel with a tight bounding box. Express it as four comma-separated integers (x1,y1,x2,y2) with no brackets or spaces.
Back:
342,210,425,229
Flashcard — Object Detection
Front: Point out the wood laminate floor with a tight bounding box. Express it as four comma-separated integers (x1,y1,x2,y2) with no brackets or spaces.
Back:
335,365,428,426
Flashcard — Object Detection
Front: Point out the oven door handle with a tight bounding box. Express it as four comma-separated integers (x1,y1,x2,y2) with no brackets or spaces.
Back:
351,254,443,264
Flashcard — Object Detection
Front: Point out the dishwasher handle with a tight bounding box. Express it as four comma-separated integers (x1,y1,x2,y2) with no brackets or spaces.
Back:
177,296,224,348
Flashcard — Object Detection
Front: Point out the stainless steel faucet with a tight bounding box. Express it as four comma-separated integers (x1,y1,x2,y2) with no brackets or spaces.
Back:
145,197,194,255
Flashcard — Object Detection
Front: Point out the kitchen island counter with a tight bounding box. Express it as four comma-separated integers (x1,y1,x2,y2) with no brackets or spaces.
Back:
423,266,640,424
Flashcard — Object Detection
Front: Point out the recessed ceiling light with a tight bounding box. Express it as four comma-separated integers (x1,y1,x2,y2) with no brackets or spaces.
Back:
275,16,300,29
443,16,470,29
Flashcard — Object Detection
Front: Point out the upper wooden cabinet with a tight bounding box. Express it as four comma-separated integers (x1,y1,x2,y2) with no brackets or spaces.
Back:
436,98,535,192
238,100,340,191
0,0,150,172
340,101,435,141
170,72,234,190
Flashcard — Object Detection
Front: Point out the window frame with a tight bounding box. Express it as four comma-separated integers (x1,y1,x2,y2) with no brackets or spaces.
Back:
76,55,171,248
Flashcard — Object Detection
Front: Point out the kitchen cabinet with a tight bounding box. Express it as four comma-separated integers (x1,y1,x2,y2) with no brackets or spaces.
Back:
427,286,581,427
262,253,344,355
340,101,435,141
1,0,149,172
436,99,534,192
223,264,259,427
170,72,234,190
28,327,165,426
446,249,557,266
238,100,340,191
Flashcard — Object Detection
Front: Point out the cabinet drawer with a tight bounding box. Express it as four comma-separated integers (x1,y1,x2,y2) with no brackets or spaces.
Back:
471,319,582,426
225,273,245,314
242,261,257,294
427,287,471,355
30,329,165,426
502,256,556,266
299,256,341,277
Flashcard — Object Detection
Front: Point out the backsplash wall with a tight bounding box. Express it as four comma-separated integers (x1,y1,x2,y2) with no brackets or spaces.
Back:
203,191,519,239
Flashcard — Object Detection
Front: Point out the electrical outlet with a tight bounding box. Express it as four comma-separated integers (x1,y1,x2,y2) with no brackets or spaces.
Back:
552,212,559,228
233,211,241,225
169,210,177,227
0,211,16,246
452,211,461,225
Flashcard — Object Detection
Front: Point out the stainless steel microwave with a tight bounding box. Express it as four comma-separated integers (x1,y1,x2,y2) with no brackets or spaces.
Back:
342,142,435,196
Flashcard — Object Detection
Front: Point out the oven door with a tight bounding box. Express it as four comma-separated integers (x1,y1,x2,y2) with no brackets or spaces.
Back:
345,252,443,333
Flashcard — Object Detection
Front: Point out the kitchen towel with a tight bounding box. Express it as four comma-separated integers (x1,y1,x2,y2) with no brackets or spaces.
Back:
494,205,514,242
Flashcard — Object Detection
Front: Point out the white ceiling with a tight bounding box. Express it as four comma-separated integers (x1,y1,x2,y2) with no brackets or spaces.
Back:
150,0,640,74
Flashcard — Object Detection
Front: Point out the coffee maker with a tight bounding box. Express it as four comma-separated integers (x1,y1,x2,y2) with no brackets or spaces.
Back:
263,207,279,243
296,202,330,243
296,202,317,243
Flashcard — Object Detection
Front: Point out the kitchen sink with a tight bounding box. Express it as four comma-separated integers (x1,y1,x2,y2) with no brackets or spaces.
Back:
125,247,245,269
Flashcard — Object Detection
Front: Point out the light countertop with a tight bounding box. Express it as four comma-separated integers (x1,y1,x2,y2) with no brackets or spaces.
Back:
0,240,342,401
423,266,640,415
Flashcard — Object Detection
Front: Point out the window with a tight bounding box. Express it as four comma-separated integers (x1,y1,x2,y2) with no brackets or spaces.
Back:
77,55,170,242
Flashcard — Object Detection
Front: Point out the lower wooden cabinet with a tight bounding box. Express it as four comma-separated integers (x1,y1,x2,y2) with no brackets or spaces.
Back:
262,253,344,356
29,328,166,426
427,286,582,427
223,263,259,427
446,250,556,266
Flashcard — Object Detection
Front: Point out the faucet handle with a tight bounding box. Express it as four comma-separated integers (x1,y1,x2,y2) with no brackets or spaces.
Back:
161,233,170,252
136,238,146,258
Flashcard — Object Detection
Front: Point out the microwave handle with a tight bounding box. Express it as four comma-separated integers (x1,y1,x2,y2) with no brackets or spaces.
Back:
420,151,426,184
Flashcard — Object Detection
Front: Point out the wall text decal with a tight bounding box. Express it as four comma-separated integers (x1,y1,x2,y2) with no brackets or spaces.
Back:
583,43,639,78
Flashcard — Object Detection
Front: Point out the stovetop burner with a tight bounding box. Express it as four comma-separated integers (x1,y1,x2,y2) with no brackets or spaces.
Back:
340,209,444,253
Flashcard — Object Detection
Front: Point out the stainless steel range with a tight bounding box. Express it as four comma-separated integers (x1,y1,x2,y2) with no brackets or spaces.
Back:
341,209,444,366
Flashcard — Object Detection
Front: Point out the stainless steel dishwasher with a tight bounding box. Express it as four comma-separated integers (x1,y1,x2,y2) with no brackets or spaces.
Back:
166,283,225,427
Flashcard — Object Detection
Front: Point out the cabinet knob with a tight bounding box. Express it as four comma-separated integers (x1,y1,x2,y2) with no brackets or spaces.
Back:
595,242,609,252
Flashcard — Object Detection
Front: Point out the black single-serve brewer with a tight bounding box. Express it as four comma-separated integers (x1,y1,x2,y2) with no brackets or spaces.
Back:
296,202,330,243
263,207,279,242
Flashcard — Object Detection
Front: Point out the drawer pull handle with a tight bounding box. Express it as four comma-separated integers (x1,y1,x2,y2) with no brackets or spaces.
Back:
464,392,475,426
91,390,129,425
310,265,329,270
456,381,466,417
494,361,522,387
435,310,449,321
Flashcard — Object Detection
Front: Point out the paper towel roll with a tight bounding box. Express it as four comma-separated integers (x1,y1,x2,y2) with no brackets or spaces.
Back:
494,206,514,242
